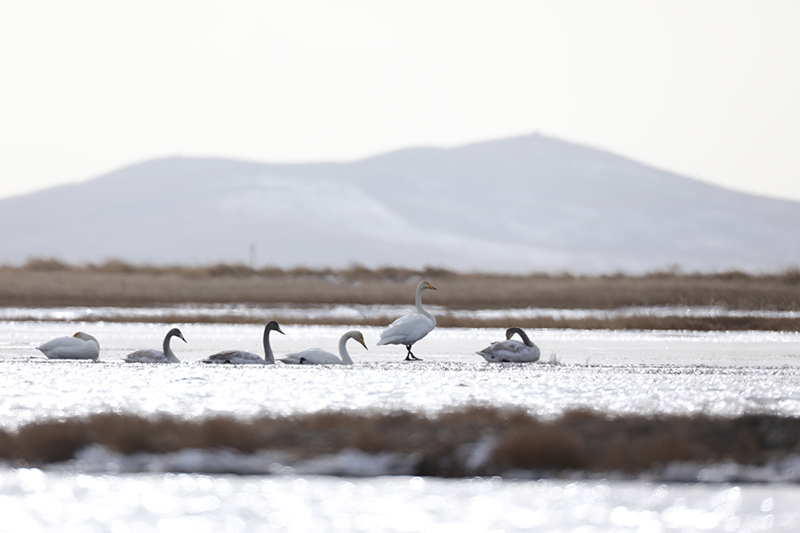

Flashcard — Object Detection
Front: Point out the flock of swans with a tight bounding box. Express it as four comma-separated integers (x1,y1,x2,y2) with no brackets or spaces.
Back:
34,280,542,365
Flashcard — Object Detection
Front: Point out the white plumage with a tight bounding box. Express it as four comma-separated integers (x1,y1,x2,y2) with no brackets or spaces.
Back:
280,330,367,365
377,280,436,361
125,327,186,364
477,327,541,363
37,331,100,360
202,321,283,365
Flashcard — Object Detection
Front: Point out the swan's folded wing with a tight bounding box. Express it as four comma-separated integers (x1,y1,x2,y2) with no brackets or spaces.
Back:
202,350,264,364
477,340,540,362
280,348,341,365
125,349,170,363
37,337,99,359
377,313,436,345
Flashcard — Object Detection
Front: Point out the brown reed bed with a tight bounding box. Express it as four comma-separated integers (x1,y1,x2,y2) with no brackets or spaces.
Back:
1,259,800,330
2,407,799,478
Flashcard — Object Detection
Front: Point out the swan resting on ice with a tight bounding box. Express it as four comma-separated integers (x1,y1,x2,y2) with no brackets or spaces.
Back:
280,330,367,365
377,280,437,361
37,331,100,360
477,327,541,363
124,327,186,364
202,321,283,364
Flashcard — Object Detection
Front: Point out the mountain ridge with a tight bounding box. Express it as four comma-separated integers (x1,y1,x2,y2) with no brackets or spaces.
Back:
2,134,798,273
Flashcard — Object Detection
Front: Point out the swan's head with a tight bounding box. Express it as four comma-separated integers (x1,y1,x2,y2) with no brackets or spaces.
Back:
419,280,437,291
168,327,187,343
477,350,498,362
505,327,523,340
348,330,368,350
73,331,98,343
266,320,285,335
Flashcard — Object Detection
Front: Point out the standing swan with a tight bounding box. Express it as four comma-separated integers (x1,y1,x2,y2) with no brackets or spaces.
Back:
37,331,100,360
377,280,437,361
125,327,186,364
280,330,367,365
477,327,541,363
202,321,284,364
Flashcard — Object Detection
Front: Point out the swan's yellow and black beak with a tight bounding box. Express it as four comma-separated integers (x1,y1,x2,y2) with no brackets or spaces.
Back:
358,337,368,350
427,282,437,290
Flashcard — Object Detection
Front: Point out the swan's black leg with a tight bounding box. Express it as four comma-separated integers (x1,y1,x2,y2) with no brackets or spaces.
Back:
404,345,422,361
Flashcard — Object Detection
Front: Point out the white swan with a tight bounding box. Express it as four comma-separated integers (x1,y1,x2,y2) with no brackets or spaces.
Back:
124,327,186,364
202,321,283,364
477,327,541,363
377,280,436,361
37,331,100,360
280,330,367,365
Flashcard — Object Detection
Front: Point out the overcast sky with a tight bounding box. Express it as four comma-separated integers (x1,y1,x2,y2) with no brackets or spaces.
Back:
2,1,799,202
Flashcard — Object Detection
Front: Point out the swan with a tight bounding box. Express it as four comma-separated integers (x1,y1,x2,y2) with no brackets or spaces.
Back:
477,327,541,363
37,331,100,360
377,280,436,361
124,327,186,364
202,321,284,364
280,330,367,365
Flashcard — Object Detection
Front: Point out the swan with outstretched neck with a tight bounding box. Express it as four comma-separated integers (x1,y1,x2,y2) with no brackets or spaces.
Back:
377,280,437,361
280,330,367,365
477,327,541,363
202,321,283,364
37,331,100,360
124,327,186,364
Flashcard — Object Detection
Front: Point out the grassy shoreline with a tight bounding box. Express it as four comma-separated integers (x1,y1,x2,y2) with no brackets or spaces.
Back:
3,407,799,479
2,260,800,330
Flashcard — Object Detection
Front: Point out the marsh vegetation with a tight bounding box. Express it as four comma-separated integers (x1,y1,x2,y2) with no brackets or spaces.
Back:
2,259,800,330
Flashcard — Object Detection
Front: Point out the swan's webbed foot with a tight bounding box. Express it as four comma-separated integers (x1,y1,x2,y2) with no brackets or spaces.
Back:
404,347,422,362
299,357,306,364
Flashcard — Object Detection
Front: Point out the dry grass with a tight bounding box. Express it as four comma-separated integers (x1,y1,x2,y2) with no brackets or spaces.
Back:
2,407,800,477
1,260,800,330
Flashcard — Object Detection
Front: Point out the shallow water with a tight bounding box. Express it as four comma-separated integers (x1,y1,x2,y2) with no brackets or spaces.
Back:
2,316,800,530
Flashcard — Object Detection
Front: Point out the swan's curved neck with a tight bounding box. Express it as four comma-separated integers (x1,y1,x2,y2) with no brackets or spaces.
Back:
263,328,276,364
163,332,179,362
415,284,433,320
338,335,354,364
510,328,533,347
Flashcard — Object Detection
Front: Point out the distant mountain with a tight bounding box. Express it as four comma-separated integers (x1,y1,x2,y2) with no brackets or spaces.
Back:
2,134,799,273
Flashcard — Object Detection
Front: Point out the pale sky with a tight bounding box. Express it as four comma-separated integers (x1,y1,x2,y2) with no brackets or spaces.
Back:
1,1,799,201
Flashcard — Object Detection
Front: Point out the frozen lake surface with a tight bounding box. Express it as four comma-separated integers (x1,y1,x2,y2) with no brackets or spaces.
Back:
2,314,800,530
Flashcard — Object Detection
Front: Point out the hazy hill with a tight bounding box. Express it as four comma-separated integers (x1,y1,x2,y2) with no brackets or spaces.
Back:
2,134,799,273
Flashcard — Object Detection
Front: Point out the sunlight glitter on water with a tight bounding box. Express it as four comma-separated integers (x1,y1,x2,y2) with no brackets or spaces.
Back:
1,469,798,532
1,321,800,430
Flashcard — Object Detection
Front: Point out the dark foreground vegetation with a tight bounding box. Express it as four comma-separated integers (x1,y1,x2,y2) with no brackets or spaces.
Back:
2,259,800,330
2,407,799,478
